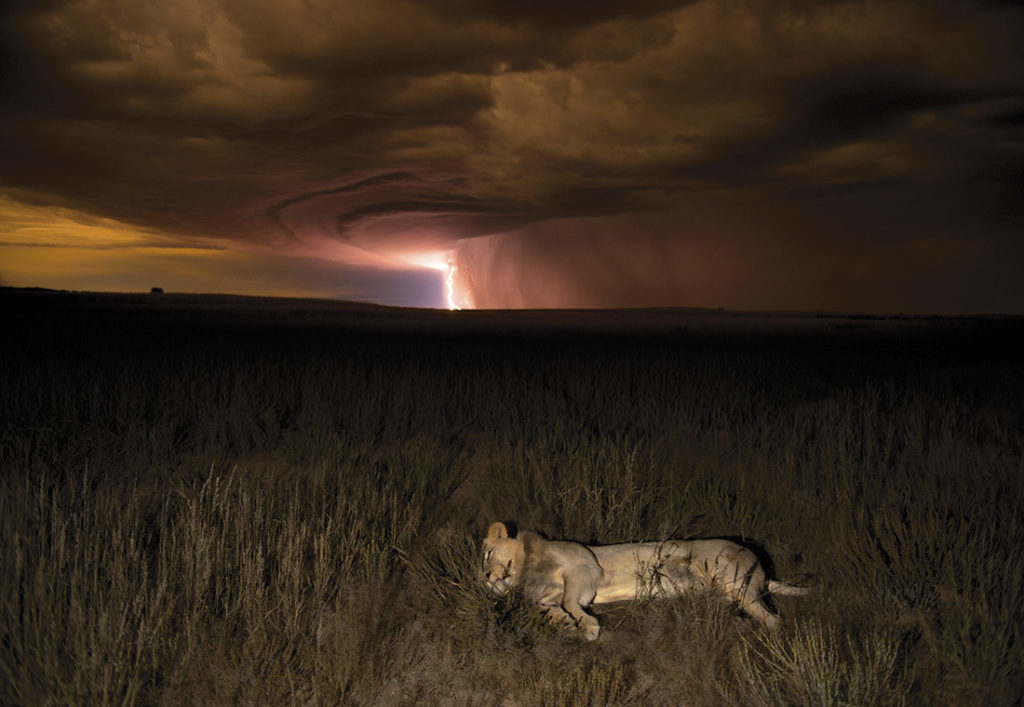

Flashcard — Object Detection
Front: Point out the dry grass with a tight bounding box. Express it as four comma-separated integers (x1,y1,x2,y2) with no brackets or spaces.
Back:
1,293,1022,705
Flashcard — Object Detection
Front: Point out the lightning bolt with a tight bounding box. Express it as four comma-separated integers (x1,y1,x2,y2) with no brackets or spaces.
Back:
445,257,460,310
444,253,472,310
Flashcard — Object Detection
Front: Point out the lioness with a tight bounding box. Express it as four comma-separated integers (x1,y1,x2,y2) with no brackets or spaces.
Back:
482,521,809,641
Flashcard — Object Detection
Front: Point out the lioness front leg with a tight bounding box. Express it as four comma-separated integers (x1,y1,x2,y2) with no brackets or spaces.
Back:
569,609,600,641
541,604,575,628
562,574,601,641
544,602,599,641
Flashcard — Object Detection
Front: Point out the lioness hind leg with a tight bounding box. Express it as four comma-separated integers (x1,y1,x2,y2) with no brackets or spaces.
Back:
721,566,781,629
739,597,780,629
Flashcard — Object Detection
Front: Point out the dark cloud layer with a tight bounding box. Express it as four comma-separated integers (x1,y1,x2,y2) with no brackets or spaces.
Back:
1,0,1022,310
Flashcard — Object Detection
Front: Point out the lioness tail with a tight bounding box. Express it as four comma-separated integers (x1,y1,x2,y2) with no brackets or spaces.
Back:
767,580,812,596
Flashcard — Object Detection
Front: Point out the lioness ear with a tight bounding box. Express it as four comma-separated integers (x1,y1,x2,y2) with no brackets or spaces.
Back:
487,522,509,540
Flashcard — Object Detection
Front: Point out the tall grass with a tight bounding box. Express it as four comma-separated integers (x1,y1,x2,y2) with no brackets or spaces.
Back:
726,619,910,706
1,294,1022,704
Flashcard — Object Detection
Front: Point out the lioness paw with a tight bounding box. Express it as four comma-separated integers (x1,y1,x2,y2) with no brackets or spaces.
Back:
579,616,600,641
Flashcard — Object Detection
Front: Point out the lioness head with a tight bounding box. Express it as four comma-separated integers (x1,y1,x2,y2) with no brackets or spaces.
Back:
482,521,525,594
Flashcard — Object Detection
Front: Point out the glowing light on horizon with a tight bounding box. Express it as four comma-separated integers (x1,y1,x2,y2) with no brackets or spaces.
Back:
391,247,473,310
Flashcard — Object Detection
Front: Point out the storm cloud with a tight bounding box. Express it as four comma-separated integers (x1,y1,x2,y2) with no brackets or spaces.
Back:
1,0,1022,310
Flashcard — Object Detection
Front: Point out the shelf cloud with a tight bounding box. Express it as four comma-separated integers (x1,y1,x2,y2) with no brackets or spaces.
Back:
2,0,1022,310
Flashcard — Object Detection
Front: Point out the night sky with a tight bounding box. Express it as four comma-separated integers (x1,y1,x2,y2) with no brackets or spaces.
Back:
2,1,1022,311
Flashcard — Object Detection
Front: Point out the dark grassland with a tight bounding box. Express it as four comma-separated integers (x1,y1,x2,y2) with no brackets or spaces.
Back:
2,290,1023,705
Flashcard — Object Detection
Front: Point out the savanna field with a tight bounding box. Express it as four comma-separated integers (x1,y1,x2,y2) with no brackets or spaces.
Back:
2,290,1022,706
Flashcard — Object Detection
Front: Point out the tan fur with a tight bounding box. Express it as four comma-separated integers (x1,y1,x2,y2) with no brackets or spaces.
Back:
482,521,809,641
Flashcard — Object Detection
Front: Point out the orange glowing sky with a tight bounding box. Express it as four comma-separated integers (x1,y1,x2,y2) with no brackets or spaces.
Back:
1,1,1023,311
